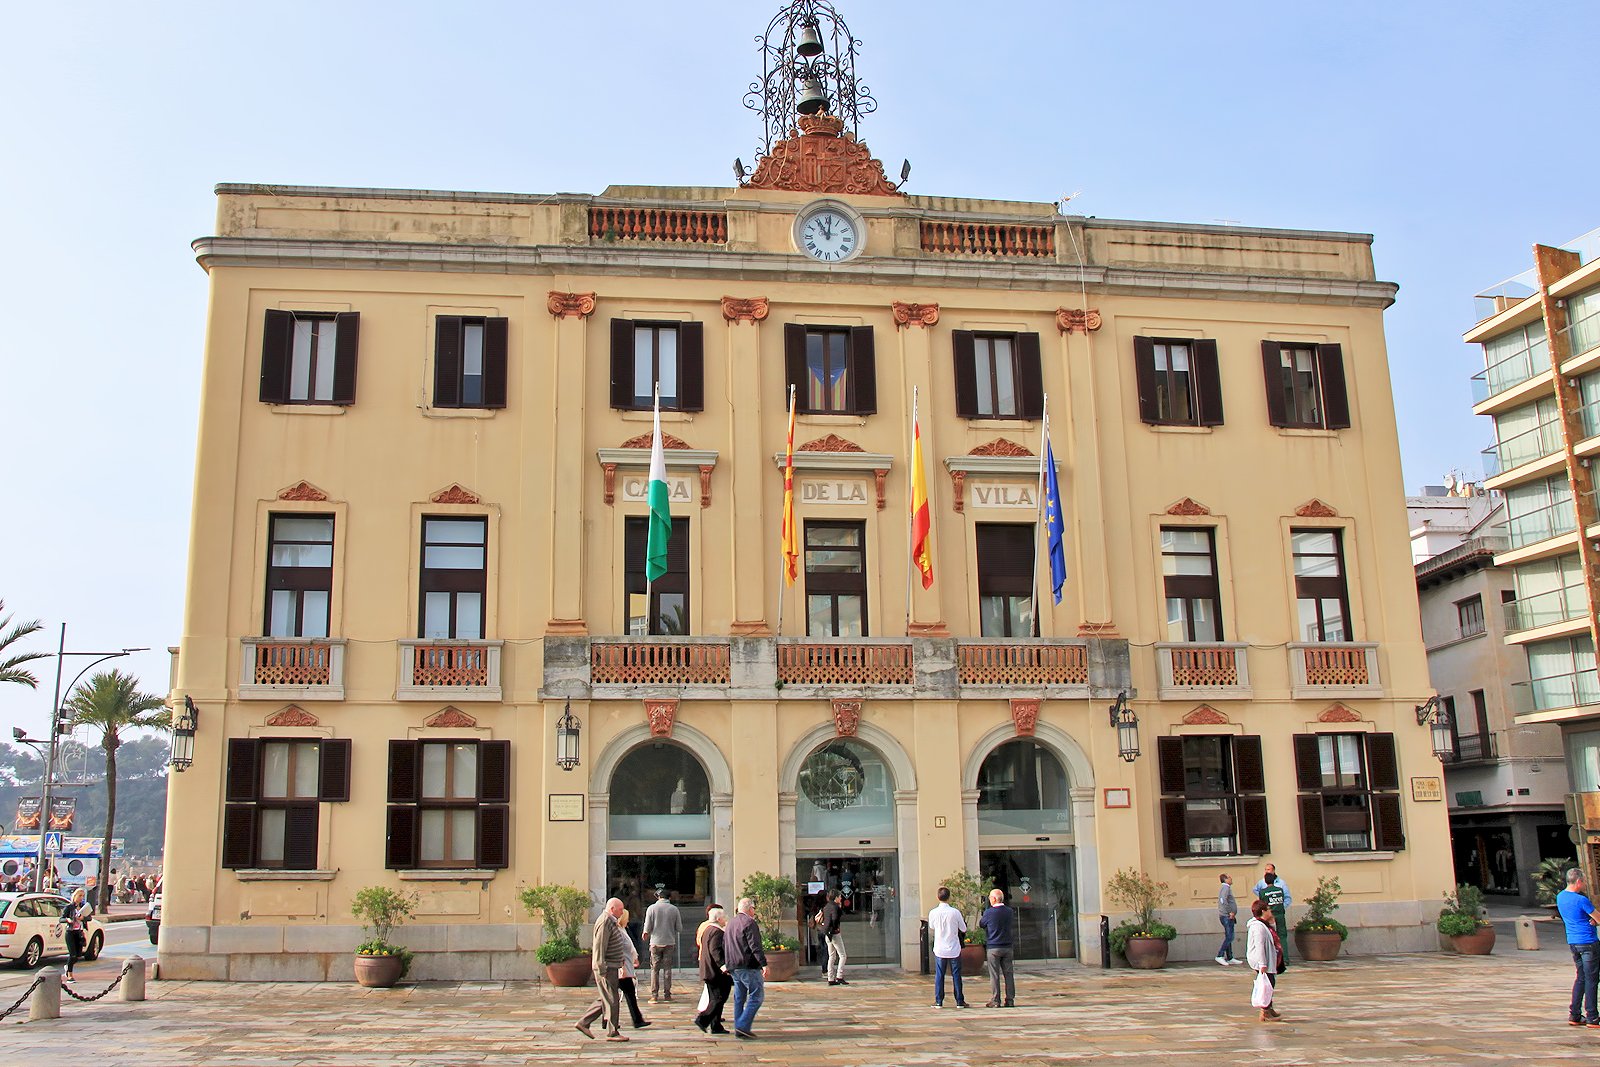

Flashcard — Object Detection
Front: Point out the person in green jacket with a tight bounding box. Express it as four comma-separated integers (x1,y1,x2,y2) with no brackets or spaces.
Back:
1254,866,1290,971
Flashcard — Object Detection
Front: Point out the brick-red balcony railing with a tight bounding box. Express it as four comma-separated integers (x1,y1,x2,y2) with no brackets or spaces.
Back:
777,642,913,686
1155,643,1251,699
253,641,332,686
920,221,1055,258
238,638,345,698
413,645,488,686
589,206,728,244
1289,642,1381,697
956,641,1088,686
591,640,732,685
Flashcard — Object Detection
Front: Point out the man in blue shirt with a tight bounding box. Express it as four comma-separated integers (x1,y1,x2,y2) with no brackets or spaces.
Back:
1559,867,1600,1027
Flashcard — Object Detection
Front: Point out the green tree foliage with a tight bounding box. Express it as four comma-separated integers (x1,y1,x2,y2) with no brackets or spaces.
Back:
0,601,47,689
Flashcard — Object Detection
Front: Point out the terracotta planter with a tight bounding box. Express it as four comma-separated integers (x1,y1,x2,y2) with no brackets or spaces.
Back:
765,948,798,982
959,944,987,975
1450,925,1496,955
544,956,595,987
1294,929,1343,962
353,952,404,988
1123,936,1170,970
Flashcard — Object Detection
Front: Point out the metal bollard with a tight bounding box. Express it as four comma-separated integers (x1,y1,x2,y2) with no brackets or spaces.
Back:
29,967,61,1021
1516,917,1541,951
122,956,147,1001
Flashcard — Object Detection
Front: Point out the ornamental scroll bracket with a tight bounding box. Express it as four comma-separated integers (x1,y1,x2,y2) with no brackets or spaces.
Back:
891,301,940,328
548,291,597,319
1055,308,1103,335
721,296,770,324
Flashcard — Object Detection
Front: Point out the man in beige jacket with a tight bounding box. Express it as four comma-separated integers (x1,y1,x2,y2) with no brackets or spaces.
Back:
576,898,632,1042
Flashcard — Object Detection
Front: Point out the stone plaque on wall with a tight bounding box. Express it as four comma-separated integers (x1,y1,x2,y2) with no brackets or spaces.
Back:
800,478,871,505
620,473,694,504
967,480,1038,510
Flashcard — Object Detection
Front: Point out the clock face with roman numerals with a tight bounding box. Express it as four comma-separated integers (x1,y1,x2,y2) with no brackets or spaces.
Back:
798,207,860,263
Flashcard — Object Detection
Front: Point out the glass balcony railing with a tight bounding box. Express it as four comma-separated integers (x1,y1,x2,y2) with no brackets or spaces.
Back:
1564,308,1600,361
1506,499,1579,549
1483,418,1564,476
1477,335,1551,400
1514,669,1600,714
1579,399,1600,441
1504,586,1588,632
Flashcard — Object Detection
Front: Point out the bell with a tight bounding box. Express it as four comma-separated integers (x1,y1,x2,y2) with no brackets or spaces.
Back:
796,21,824,57
796,76,829,115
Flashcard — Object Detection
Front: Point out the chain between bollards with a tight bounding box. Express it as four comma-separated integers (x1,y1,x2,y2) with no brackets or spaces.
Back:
60,963,128,1003
0,976,45,1022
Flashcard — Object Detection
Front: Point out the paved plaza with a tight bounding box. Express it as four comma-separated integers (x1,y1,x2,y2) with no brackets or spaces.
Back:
5,946,1598,1065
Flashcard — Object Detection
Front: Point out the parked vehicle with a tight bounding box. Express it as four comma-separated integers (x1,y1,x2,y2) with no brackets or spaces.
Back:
146,893,162,945
0,892,106,968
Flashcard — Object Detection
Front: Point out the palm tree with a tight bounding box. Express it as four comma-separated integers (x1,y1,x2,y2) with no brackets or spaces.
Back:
0,600,48,688
62,670,168,909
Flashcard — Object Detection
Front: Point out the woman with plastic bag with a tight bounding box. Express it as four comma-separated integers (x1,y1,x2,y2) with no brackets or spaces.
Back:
1246,898,1284,1022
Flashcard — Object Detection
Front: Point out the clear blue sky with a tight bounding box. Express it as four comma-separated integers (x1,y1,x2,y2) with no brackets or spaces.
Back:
2,1,1595,737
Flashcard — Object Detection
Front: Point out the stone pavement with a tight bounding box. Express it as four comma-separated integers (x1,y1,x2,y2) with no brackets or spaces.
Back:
5,948,1599,1065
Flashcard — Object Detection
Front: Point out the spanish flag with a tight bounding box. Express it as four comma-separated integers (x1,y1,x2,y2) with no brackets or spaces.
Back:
910,390,934,589
781,386,799,586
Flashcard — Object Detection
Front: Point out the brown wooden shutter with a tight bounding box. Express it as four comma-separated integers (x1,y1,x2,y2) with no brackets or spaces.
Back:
1297,794,1327,852
1317,343,1350,429
478,740,511,803
318,739,352,803
434,318,461,407
482,317,509,409
221,805,256,868
784,324,807,409
1193,338,1224,426
1238,796,1271,854
952,331,979,417
679,322,705,412
260,310,294,404
388,740,420,803
283,805,320,870
1292,734,1323,791
849,326,877,414
1156,736,1186,795
1132,336,1159,423
1160,798,1189,857
610,319,635,409
1365,733,1400,791
1372,793,1405,851
667,516,691,574
225,738,260,803
1233,736,1266,794
1261,341,1289,427
331,312,360,405
1015,332,1044,419
385,806,417,869
477,806,510,869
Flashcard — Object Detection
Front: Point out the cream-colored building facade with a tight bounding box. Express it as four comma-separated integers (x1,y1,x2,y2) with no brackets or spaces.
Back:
162,115,1450,981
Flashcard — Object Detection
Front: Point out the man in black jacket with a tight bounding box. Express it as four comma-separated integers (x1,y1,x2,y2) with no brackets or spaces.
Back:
693,906,732,1035
723,897,769,1040
821,890,849,986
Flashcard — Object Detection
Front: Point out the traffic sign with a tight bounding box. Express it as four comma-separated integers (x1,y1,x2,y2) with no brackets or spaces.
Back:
42,832,63,853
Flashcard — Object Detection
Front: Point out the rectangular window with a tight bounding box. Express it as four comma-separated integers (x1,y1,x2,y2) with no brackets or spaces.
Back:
433,316,508,409
953,331,1044,419
805,521,867,637
385,739,510,870
1161,527,1222,641
1291,529,1351,642
1505,475,1576,550
624,516,691,635
1261,341,1349,429
420,517,487,640
975,523,1036,637
1157,735,1268,857
221,737,350,870
784,324,876,415
259,310,360,406
1293,732,1403,853
609,320,704,411
1134,337,1223,426
265,514,334,638
1456,595,1485,638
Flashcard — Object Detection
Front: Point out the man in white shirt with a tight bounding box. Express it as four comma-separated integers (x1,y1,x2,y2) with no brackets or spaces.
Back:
927,886,970,1008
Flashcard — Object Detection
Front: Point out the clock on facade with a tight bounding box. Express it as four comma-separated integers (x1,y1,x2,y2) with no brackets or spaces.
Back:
795,204,862,263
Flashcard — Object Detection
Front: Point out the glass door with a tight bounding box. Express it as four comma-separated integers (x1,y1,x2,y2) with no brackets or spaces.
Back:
979,848,1074,959
606,853,713,964
796,853,899,966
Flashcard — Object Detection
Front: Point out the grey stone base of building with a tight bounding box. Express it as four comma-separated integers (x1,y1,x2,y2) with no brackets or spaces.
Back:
1146,899,1440,966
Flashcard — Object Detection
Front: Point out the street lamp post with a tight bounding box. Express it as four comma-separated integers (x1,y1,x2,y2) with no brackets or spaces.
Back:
31,624,146,893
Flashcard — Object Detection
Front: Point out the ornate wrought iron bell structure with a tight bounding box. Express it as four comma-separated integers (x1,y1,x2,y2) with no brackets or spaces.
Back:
744,1,877,161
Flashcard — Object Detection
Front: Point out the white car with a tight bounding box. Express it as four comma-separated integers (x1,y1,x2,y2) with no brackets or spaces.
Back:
0,893,106,969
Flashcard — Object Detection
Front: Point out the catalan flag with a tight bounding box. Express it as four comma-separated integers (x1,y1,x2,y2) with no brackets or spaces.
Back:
910,391,934,589
781,386,799,586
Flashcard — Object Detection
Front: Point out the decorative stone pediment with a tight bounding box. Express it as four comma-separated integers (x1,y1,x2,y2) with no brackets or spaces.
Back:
646,698,679,739
743,114,903,197
1166,497,1211,516
1318,703,1362,723
1010,699,1041,737
832,699,863,737
1182,705,1229,725
721,296,770,324
431,484,481,505
265,705,319,727
969,438,1033,458
1295,499,1339,518
425,706,478,729
620,432,694,451
277,481,329,502
800,433,865,453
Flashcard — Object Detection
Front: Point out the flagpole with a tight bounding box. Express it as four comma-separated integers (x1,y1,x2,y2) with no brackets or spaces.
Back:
777,384,795,638
905,386,917,634
646,380,657,634
1031,394,1048,638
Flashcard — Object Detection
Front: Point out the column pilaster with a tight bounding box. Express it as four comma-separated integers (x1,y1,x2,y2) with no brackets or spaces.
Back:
1057,306,1117,636
724,296,772,635
547,292,595,634
894,301,948,636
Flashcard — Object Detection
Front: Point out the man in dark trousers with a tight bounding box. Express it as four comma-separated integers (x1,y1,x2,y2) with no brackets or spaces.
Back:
642,888,682,1003
575,898,632,1043
821,889,849,986
693,906,732,1035
979,888,1015,1007
1255,867,1291,971
724,897,769,1040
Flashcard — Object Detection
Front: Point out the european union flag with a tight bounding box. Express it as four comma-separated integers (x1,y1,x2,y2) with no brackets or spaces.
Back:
1043,435,1067,603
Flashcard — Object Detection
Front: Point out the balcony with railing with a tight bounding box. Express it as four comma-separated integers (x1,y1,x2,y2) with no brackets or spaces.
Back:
776,640,914,686
1472,331,1551,404
1289,642,1382,699
1504,586,1588,634
1154,643,1251,700
1506,499,1579,550
956,639,1090,691
1564,308,1600,363
1482,418,1563,478
239,637,345,699
1513,669,1600,718
590,638,732,686
397,640,502,701
1579,399,1600,442
1444,731,1500,765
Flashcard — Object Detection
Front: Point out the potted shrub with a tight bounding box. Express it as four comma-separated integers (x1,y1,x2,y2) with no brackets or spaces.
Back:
1438,883,1495,955
351,886,418,988
1293,876,1348,961
742,871,801,981
1532,857,1577,908
519,883,596,987
1105,868,1177,969
941,868,996,974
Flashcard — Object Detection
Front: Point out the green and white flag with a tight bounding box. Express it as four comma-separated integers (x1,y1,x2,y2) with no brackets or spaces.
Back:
645,387,672,583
